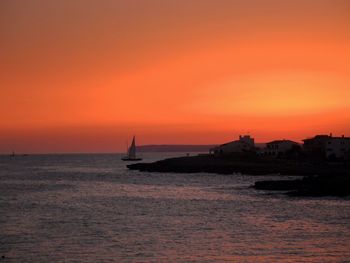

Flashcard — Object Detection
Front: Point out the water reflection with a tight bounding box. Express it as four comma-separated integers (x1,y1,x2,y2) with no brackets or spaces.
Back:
0,154,349,262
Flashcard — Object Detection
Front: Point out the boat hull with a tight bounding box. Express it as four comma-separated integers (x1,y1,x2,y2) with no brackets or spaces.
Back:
121,157,142,161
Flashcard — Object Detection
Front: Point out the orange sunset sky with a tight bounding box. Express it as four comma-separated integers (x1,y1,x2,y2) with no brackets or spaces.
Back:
1,0,350,153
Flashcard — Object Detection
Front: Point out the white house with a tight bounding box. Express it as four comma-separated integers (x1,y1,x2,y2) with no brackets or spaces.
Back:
210,135,255,155
325,136,350,159
260,139,299,156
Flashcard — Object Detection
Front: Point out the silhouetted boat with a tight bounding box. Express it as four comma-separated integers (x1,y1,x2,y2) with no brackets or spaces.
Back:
121,136,142,161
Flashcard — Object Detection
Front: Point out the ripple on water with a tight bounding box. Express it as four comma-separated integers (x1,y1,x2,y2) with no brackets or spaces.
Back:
0,154,349,262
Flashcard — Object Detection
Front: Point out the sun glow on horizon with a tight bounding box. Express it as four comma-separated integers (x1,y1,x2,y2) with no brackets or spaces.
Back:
190,72,350,116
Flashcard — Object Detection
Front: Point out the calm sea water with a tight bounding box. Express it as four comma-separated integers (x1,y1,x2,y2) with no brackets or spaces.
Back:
0,153,349,262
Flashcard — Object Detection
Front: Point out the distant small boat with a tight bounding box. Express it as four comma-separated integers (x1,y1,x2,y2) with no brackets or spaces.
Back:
121,136,142,161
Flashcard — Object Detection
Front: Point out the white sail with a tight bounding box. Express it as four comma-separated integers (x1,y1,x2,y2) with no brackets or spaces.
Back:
122,135,141,161
127,136,136,159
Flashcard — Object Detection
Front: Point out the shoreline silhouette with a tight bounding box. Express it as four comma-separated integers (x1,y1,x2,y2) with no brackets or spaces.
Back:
128,134,350,197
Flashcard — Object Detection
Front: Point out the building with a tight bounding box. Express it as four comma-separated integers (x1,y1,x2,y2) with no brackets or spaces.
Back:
210,135,255,155
325,135,350,159
259,139,299,156
302,134,332,155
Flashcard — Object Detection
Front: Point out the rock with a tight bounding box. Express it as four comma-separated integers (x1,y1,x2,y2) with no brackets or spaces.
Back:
253,175,350,197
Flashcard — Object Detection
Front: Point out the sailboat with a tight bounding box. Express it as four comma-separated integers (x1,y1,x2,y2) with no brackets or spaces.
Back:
121,136,142,161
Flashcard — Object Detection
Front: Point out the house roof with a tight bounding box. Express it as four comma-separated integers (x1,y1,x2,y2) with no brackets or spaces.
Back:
210,139,253,150
327,137,350,141
266,140,298,145
302,135,331,142
302,135,350,142
220,140,237,147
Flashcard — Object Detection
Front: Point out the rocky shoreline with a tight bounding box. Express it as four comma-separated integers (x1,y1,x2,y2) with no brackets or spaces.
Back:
253,175,350,197
127,155,350,197
127,155,349,176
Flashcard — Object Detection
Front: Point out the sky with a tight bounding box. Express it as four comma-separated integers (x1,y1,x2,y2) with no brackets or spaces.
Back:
1,0,349,153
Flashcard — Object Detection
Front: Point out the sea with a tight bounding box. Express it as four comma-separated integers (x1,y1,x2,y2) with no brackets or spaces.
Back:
0,153,349,262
